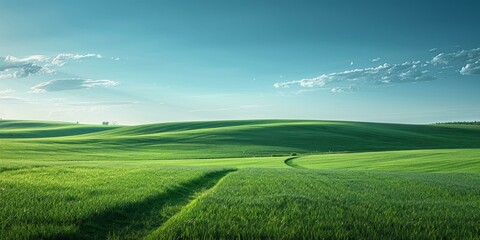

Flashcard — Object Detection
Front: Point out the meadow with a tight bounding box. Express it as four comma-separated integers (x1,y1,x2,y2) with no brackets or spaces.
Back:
1,119,480,239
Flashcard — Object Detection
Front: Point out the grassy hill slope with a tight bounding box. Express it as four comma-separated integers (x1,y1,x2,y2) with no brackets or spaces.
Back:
1,120,479,160
1,119,480,239
0,120,117,138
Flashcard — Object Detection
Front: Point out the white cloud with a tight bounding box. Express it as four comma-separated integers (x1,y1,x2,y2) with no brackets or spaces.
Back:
431,48,480,70
372,58,381,62
31,78,117,93
11,55,50,62
460,60,480,75
350,61,354,66
274,61,434,89
294,88,325,95
431,48,480,75
49,53,102,67
431,48,480,64
0,55,49,79
429,48,438,52
331,85,356,93
0,53,103,79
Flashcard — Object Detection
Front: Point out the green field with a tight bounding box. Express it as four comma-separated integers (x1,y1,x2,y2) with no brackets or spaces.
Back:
1,120,480,239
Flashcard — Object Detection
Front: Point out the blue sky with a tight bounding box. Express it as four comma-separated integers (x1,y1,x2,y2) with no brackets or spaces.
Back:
0,0,479,124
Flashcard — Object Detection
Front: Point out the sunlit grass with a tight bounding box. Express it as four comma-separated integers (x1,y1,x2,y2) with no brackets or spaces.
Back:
1,119,479,239
155,169,480,239
295,149,480,172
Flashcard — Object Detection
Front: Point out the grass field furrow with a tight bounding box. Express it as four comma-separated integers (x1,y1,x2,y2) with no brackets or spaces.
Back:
146,169,237,239
0,165,229,239
68,169,235,239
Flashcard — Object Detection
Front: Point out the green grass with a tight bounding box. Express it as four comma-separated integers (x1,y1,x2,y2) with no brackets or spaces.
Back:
2,120,480,161
1,119,480,239
154,169,480,239
0,120,117,138
293,149,480,172
0,162,231,239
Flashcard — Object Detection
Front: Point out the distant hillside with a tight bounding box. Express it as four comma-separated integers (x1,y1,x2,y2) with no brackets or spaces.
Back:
1,120,479,160
0,120,117,138
435,121,480,125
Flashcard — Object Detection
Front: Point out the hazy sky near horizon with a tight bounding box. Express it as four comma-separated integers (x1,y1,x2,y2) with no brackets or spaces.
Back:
1,0,479,124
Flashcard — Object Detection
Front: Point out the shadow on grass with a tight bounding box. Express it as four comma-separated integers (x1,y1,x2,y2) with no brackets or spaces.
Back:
57,169,235,240
284,157,305,169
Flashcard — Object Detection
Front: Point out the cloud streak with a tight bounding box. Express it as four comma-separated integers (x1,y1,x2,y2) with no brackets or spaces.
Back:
460,60,480,75
431,48,480,75
0,53,103,79
275,47,480,94
274,61,434,89
49,53,102,67
331,85,356,93
31,78,117,93
0,55,49,79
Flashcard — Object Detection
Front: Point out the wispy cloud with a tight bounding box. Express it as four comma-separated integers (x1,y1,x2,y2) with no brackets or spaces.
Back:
0,53,103,79
294,88,325,95
431,48,480,65
275,47,480,94
48,53,102,67
331,85,356,93
31,78,117,93
431,47,480,75
460,60,480,75
274,61,433,89
429,48,438,52
0,55,49,79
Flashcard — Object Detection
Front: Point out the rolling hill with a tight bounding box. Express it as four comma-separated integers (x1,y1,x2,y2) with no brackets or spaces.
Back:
1,119,480,239
1,119,479,161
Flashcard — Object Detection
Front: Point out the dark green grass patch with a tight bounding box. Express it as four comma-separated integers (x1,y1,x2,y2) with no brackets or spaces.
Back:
0,163,230,239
